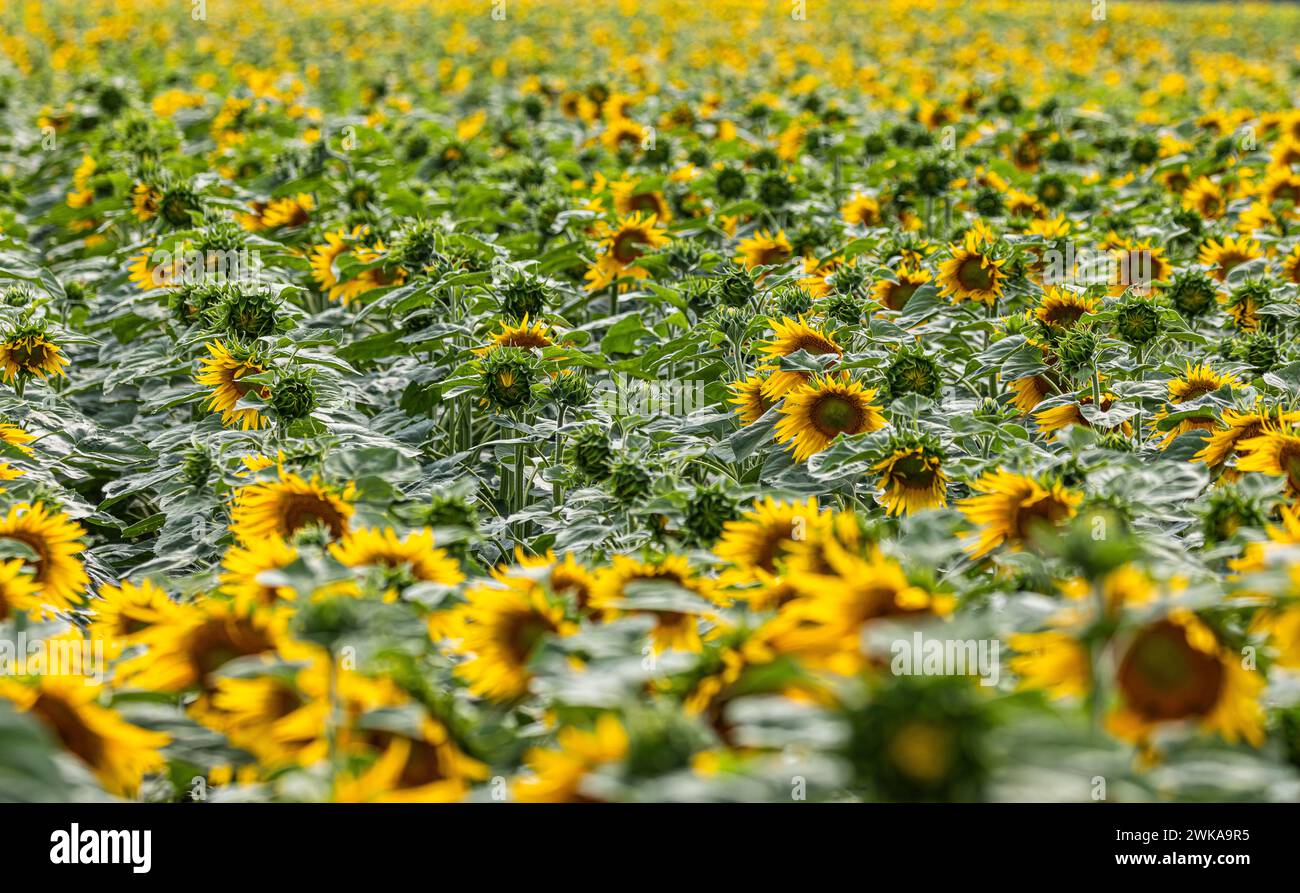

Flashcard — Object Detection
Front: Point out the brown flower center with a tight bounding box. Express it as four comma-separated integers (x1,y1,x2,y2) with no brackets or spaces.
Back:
1118,621,1223,720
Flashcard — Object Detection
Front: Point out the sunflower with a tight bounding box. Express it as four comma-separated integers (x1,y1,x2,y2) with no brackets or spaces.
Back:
589,554,716,653
258,192,315,228
1229,505,1300,575
309,225,383,304
1109,613,1264,747
1282,244,1300,286
871,265,931,312
0,421,36,455
1258,167,1300,208
873,437,949,516
937,229,1006,305
0,332,70,383
774,373,887,462
0,502,90,613
1151,362,1242,448
1237,419,1300,495
1033,391,1129,441
203,641,399,769
117,601,288,693
610,178,671,222
736,228,793,270
780,509,864,578
727,374,774,424
131,181,161,221
733,569,802,612
512,715,628,803
336,715,489,803
1108,238,1169,295
444,579,574,700
1008,630,1090,700
1198,235,1262,282
958,470,1081,558
0,675,169,797
206,670,327,767
1006,372,1056,413
841,191,881,226
1221,284,1265,331
1159,165,1192,195
0,557,41,620
1194,407,1299,468
1031,287,1098,333
713,496,831,577
86,579,186,656
757,316,843,400
219,536,300,608
1004,188,1040,218
600,116,647,152
329,526,465,595
474,314,553,355
508,549,598,614
583,212,669,292
780,541,952,674
196,340,269,430
229,471,356,544
126,246,177,290
1181,176,1225,219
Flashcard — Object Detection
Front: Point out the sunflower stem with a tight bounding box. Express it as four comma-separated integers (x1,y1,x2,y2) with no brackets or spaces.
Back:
326,647,340,800
552,407,565,503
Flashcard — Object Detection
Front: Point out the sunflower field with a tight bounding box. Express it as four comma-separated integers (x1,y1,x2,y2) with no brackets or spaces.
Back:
1,0,1300,805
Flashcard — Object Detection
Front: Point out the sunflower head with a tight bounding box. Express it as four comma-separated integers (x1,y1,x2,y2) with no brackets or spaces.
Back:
0,675,169,796
1031,287,1098,338
477,314,554,355
0,557,41,620
170,281,227,326
937,229,1006,305
1222,278,1274,333
1110,612,1263,747
570,425,614,480
844,675,991,802
1198,235,1262,282
681,484,741,547
1200,486,1267,545
1231,331,1281,375
1112,292,1162,347
757,171,794,208
196,339,269,430
757,316,843,400
609,456,654,504
0,501,90,614
1165,268,1218,319
0,324,70,386
270,366,319,426
546,368,591,409
1053,323,1100,377
181,443,215,488
714,164,747,199
497,268,552,321
209,285,280,339
713,496,831,577
883,344,943,400
159,180,202,227
447,579,574,701
479,346,536,411
873,433,949,516
958,469,1082,558
230,470,355,545
774,373,888,462
871,266,931,313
